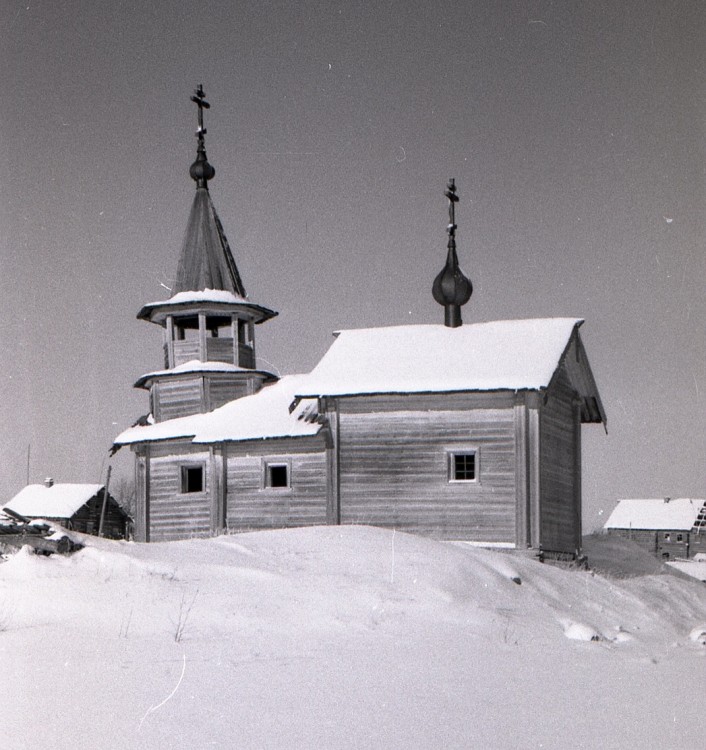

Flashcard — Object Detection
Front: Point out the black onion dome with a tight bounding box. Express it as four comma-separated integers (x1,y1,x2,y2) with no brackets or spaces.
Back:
432,250,473,306
189,144,216,187
432,179,473,327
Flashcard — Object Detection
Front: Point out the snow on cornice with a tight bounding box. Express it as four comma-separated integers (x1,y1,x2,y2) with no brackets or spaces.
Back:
133,360,278,388
137,289,278,323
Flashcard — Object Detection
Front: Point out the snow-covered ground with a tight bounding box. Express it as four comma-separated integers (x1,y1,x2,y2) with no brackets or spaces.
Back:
1,527,705,750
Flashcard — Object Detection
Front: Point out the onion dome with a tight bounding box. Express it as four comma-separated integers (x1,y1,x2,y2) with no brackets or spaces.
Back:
432,178,473,327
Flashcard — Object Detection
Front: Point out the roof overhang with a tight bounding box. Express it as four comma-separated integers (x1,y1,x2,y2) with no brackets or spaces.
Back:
137,291,278,325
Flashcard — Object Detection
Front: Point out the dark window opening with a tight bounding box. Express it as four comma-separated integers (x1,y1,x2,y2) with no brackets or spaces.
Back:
267,464,289,488
451,453,476,482
676,533,683,542
174,315,199,341
181,466,204,493
664,532,671,541
206,315,232,338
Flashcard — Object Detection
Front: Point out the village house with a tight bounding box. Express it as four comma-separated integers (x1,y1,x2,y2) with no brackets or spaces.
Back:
113,87,606,558
2,479,129,540
604,497,706,560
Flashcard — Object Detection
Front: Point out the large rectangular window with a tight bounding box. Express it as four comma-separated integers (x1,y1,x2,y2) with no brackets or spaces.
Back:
447,450,478,483
181,465,204,493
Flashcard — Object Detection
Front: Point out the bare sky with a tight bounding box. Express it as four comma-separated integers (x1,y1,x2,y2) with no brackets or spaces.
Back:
1,0,704,529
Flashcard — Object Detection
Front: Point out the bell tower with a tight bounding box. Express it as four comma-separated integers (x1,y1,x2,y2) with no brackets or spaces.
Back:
135,85,278,423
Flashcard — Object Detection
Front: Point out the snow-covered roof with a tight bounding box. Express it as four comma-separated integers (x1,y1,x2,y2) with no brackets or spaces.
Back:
137,288,277,323
115,375,321,446
297,319,584,398
134,360,277,389
150,289,250,307
4,483,104,520
604,498,706,531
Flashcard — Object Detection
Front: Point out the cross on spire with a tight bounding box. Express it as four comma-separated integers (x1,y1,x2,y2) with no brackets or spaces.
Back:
445,178,459,241
188,84,216,188
191,84,210,138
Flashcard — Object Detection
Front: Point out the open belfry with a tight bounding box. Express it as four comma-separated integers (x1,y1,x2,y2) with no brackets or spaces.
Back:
115,87,605,557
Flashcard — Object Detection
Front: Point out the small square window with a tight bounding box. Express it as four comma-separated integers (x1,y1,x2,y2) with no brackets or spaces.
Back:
449,452,477,482
664,532,671,541
676,533,683,542
266,463,289,489
181,466,204,493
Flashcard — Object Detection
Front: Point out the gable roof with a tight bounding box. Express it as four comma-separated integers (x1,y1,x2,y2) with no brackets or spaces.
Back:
604,498,706,531
4,483,104,520
297,318,592,398
114,375,322,446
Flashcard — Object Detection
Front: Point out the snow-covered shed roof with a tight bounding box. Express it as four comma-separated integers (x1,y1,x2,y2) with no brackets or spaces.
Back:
4,483,105,520
604,498,706,531
297,318,590,398
114,375,322,446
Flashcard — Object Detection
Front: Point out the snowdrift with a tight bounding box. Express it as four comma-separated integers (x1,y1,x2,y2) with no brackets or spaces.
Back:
1,526,705,749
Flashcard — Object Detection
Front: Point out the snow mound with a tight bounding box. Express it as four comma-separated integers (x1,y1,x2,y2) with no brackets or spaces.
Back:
689,626,706,645
560,618,603,642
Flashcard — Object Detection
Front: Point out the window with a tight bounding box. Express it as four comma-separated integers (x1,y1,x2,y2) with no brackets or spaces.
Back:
181,465,204,493
173,315,199,341
676,533,683,542
264,462,290,489
206,315,233,338
448,450,478,482
664,532,671,541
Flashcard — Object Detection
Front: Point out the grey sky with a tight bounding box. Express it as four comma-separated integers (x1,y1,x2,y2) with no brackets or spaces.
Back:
1,0,704,528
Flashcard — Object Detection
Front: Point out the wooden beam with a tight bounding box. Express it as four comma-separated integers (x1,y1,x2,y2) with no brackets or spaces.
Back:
98,465,112,538
514,400,530,548
528,406,541,548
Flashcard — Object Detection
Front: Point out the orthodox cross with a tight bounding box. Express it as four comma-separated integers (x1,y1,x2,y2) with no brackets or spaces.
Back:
191,84,210,138
445,178,459,242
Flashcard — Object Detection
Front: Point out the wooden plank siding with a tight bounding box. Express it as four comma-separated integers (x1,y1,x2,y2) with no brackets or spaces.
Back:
153,375,264,422
225,438,328,531
153,377,204,421
335,396,517,542
538,366,582,555
608,528,706,560
145,442,212,541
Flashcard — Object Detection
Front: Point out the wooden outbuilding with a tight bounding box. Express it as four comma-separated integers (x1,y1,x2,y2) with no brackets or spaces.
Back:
3,479,130,540
113,87,606,558
604,498,706,560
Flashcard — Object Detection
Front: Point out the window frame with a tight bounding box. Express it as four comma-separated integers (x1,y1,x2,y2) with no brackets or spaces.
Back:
446,448,480,484
262,459,292,491
180,464,205,494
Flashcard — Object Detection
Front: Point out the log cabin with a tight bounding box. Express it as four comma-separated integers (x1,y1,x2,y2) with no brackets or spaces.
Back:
604,498,706,560
2,479,129,539
114,87,606,558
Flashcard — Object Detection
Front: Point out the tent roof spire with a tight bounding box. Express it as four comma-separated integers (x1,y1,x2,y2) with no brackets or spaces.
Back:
171,85,247,296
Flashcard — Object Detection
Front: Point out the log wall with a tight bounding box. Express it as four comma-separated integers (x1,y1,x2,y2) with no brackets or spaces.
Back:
226,438,328,531
143,441,213,542
539,367,581,554
334,394,517,542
